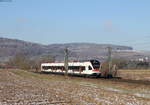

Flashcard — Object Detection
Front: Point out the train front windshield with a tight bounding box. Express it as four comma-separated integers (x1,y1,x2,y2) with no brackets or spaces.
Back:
90,60,100,69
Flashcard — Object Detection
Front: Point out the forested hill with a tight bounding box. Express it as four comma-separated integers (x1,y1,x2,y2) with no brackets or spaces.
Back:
0,37,147,62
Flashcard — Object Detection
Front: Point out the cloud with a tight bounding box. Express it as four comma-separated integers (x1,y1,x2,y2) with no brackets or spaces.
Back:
103,20,119,32
0,32,4,35
17,18,28,24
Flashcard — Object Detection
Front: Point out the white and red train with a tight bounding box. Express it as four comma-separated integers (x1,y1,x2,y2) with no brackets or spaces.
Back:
41,60,101,77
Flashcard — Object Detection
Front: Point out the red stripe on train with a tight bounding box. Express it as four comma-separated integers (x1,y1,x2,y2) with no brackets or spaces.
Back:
93,69,100,72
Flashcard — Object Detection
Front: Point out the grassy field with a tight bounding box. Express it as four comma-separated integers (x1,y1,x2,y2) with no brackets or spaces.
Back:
0,69,150,105
118,69,150,81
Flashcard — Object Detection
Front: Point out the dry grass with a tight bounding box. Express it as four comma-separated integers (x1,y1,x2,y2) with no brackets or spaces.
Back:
0,69,150,105
118,69,150,81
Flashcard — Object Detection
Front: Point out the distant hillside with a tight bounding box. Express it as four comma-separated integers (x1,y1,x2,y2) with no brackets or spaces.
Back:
47,43,133,61
0,37,148,62
0,37,46,61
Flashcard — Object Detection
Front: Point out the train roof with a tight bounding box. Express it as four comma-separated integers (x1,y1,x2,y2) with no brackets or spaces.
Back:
41,59,100,66
41,59,100,64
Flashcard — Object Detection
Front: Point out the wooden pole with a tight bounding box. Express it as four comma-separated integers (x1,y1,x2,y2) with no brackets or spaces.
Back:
108,47,112,77
64,48,68,77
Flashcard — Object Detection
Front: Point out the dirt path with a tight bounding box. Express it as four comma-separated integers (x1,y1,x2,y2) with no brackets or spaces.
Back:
0,69,150,105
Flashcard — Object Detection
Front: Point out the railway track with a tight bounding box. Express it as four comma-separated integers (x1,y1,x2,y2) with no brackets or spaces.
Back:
32,71,150,86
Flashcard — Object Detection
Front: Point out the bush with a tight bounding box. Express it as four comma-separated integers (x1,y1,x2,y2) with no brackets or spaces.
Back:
7,53,31,70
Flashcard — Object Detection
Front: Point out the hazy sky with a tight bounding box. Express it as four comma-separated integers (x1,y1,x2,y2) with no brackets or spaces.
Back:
0,0,150,50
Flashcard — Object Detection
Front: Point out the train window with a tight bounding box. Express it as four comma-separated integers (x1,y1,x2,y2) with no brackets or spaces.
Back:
59,66,61,69
68,66,73,70
48,66,51,69
51,66,55,70
42,66,46,70
55,66,58,70
90,60,100,69
81,66,85,70
74,66,80,70
51,66,65,70
88,66,92,70
68,66,80,71
42,66,51,70
56,66,59,69
61,66,65,70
